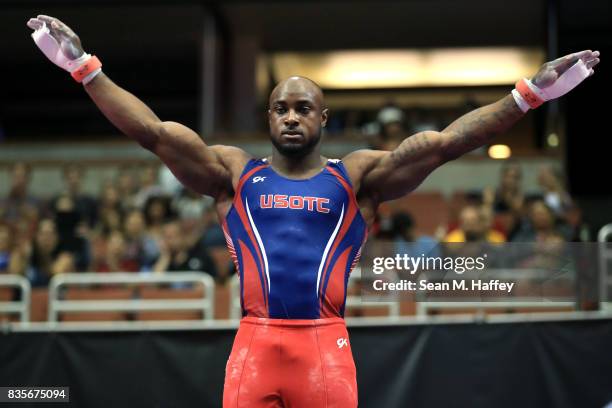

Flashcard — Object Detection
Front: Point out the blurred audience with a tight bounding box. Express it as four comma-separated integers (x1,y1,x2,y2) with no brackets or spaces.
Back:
511,199,572,242
536,165,585,240
392,212,441,258
56,164,98,228
0,157,590,289
0,224,11,273
93,230,138,273
199,205,226,248
122,209,160,272
174,188,213,221
0,162,39,226
0,223,20,274
96,182,124,237
537,165,574,218
24,219,75,287
51,193,90,271
144,195,174,239
153,220,217,278
444,205,506,243
368,105,406,151
491,161,524,239
116,166,139,211
0,161,237,288
133,163,165,208
517,231,569,270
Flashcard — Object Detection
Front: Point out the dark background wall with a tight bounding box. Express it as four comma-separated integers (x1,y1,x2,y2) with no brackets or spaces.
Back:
0,0,548,138
2,319,612,408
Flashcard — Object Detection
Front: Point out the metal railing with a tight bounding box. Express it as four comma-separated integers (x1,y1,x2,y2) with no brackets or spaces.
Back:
0,275,30,322
48,272,215,322
346,267,400,317
229,268,400,319
416,300,575,316
599,223,612,311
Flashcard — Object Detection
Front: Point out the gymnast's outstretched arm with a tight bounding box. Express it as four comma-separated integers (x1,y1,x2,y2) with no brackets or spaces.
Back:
347,50,600,203
27,15,249,198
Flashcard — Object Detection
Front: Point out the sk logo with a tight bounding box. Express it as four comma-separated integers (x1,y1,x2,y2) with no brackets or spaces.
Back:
252,176,266,183
337,337,348,349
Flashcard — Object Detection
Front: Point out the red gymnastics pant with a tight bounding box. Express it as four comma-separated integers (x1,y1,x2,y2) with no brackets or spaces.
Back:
223,317,358,407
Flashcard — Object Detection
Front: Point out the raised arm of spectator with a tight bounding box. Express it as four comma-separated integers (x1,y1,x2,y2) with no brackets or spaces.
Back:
27,15,250,198
348,50,599,203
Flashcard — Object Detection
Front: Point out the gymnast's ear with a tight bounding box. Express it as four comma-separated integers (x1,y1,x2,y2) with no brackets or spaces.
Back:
321,108,329,128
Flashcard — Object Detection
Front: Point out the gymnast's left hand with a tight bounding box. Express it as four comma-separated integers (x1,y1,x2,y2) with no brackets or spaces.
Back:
531,50,599,92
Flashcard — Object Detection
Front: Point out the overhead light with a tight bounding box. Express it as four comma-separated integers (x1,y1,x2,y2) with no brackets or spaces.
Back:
488,144,511,159
264,47,544,89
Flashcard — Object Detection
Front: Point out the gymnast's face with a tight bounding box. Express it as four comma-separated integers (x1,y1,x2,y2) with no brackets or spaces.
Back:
268,77,328,158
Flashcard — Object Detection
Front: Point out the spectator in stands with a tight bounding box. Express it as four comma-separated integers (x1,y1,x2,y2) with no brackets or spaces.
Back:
491,161,525,239
512,199,572,242
93,229,138,272
153,220,217,278
52,194,90,271
122,209,159,272
116,166,139,211
493,162,524,211
56,164,98,228
370,105,406,151
392,211,441,258
96,182,123,237
7,216,36,273
0,162,39,225
91,183,123,271
199,205,226,248
0,223,19,274
172,188,226,254
517,231,570,271
445,205,506,243
25,218,75,287
133,163,165,208
443,205,508,267
143,195,174,239
537,165,574,218
93,207,122,260
173,188,213,221
0,224,10,273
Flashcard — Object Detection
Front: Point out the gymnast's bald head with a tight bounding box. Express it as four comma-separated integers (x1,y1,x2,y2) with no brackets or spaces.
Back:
268,76,326,111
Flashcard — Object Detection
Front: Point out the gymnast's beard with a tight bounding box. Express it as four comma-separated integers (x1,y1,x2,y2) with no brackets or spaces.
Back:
271,132,321,158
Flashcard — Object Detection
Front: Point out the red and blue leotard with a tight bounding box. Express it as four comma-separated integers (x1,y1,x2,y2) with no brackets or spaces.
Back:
222,158,367,319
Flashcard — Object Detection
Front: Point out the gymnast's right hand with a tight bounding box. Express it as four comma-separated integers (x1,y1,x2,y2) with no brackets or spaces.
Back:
27,15,102,83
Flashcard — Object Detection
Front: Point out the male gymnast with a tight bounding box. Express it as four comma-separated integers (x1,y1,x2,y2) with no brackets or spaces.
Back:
27,14,599,407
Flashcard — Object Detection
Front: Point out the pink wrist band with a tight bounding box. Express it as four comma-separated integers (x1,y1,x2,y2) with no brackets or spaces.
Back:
71,56,102,83
515,78,545,109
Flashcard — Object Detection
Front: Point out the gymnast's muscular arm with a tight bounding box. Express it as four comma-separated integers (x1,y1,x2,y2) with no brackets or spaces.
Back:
83,74,249,198
27,15,249,199
345,50,600,204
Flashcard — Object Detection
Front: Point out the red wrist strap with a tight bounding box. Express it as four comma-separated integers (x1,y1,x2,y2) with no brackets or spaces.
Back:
515,78,544,109
71,56,102,83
